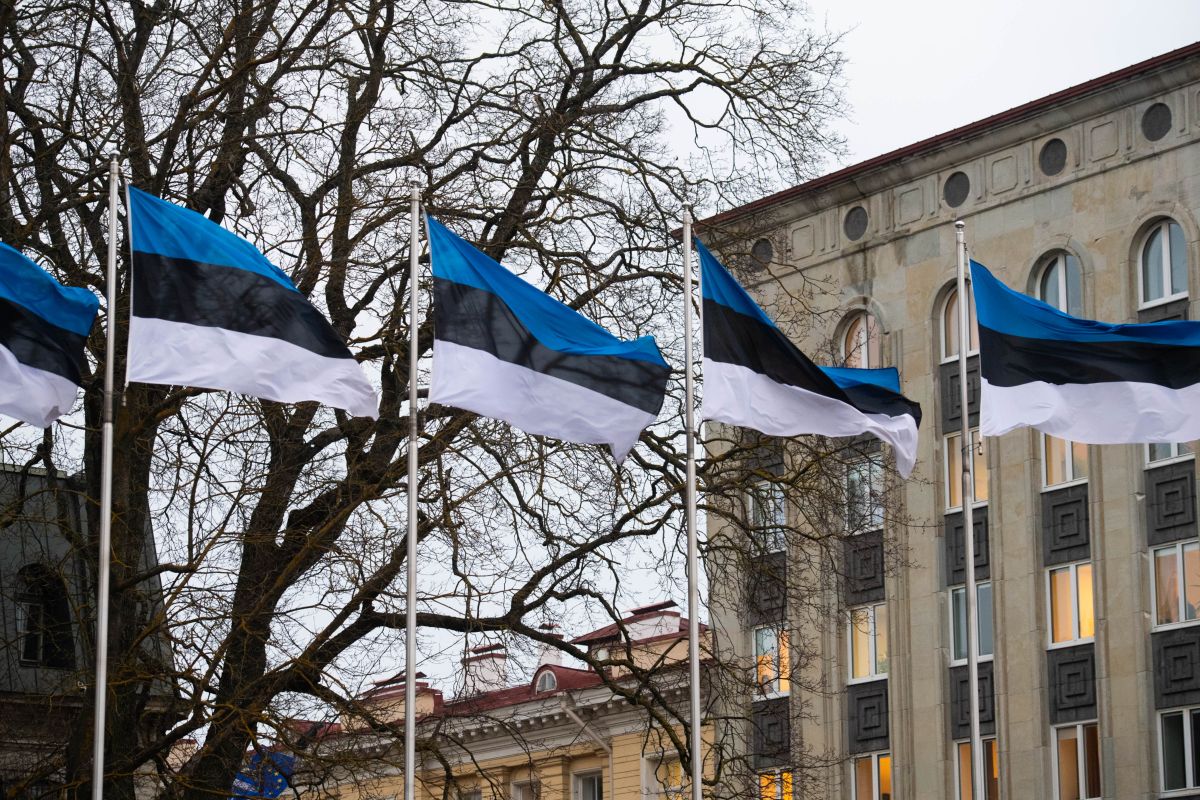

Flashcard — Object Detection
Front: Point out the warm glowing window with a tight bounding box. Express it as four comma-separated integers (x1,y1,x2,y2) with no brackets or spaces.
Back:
1048,563,1094,646
849,603,888,681
758,770,793,800
956,738,1000,800
1154,542,1200,628
945,430,988,510
851,753,891,800
843,313,881,369
754,625,790,696
1140,219,1189,307
1055,722,1101,800
950,582,994,663
941,288,980,362
1043,435,1088,488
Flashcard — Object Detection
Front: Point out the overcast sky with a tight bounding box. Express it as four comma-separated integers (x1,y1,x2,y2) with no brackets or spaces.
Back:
807,1,1200,170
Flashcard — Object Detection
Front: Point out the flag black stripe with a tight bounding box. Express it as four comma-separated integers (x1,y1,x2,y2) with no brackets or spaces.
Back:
434,278,670,415
980,324,1200,389
704,298,918,421
131,251,354,360
0,295,88,383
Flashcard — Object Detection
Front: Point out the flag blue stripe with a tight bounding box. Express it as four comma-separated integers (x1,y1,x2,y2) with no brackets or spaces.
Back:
426,216,668,368
696,239,778,329
972,259,1200,346
128,187,299,292
820,365,903,394
0,243,99,337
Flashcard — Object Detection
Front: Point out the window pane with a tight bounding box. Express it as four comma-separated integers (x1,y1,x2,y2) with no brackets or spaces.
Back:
1077,564,1094,640
1156,548,1181,625
944,292,960,359
1144,226,1165,302
1150,443,1173,463
778,630,790,694
946,434,963,509
1163,713,1186,790
1192,711,1200,792
972,431,988,503
1050,568,1074,643
759,773,776,800
1170,221,1188,297
878,755,891,800
1045,434,1068,486
1071,440,1088,480
1056,727,1081,800
780,771,793,800
854,757,873,800
875,605,889,676
1185,543,1200,623
978,583,994,657
756,628,778,691
851,609,871,679
845,317,864,368
957,742,973,800
1064,253,1084,317
952,587,968,661
1083,724,1101,799
985,739,999,800
1041,260,1062,309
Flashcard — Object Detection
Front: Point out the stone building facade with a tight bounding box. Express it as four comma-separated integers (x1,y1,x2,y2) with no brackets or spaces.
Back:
706,42,1200,800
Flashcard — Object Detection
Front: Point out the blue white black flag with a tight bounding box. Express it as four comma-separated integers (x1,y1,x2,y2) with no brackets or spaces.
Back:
698,239,922,476
427,217,670,462
974,259,1200,443
0,243,99,427
126,188,378,417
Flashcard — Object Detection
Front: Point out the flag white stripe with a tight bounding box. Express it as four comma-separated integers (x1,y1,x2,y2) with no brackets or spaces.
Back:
128,317,378,418
430,340,654,462
702,358,919,477
982,376,1200,443
0,343,82,427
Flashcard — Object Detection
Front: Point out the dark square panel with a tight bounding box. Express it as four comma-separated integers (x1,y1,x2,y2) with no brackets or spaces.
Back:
944,506,990,585
949,662,995,740
1047,644,1096,724
847,679,889,755
939,357,980,430
745,552,786,626
1138,297,1189,323
1147,462,1198,546
751,697,790,768
844,530,885,607
1155,628,1200,709
1042,484,1090,566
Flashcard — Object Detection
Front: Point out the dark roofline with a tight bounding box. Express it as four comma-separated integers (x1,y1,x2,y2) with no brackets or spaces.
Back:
700,39,1200,229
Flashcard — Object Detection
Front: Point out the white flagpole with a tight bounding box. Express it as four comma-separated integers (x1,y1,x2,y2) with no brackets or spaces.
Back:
91,156,120,800
682,208,703,800
956,220,985,800
405,182,421,800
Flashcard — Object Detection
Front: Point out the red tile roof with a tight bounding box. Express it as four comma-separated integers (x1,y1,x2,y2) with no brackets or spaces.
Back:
440,665,603,715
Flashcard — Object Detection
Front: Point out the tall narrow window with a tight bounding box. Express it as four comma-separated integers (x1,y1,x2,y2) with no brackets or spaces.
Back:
851,753,891,800
575,773,602,800
15,564,75,669
956,738,1000,800
758,770,793,800
950,582,994,664
843,312,881,369
847,457,885,533
1038,252,1084,317
941,288,980,363
16,600,44,663
1043,435,1088,488
1048,563,1095,646
1159,707,1200,791
747,479,787,553
1140,219,1189,307
1055,722,1101,800
1153,541,1200,628
849,603,888,681
945,430,988,510
754,625,790,696
654,759,685,800
513,782,541,800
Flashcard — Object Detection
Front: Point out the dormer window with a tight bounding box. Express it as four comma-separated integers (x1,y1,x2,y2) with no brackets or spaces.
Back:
535,670,557,693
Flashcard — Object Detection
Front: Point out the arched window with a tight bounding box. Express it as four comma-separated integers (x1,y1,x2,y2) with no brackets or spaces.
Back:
1140,219,1188,307
16,564,75,669
1037,251,1084,316
939,288,979,363
842,312,881,369
535,670,557,693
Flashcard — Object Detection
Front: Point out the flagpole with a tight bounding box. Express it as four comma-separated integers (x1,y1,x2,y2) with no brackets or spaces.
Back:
405,182,421,800
91,156,120,800
956,220,985,800
682,208,703,800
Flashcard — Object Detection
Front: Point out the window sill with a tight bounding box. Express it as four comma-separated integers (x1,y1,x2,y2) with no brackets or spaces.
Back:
939,350,981,366
1147,453,1196,469
1138,293,1189,312
1047,637,1095,651
756,690,791,701
1152,619,1200,634
1041,477,1089,493
846,674,888,686
944,501,990,514
949,655,994,668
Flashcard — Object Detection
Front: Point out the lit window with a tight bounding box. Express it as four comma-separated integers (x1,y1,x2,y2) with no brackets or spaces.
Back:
1043,435,1088,488
654,759,685,800
758,770,793,800
575,773,602,800
956,739,1000,800
941,288,980,362
945,430,988,510
754,625,790,696
1038,251,1084,316
843,312,881,369
1140,219,1189,307
849,604,888,681
1153,542,1200,628
851,753,891,800
1047,563,1094,646
847,458,885,533
1055,722,1101,800
950,582,994,664
747,479,787,553
1160,707,1200,791
1148,442,1194,464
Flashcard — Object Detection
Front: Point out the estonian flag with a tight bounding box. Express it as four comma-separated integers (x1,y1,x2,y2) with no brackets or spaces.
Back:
427,216,670,462
0,243,99,427
974,259,1200,443
126,189,378,418
698,240,922,477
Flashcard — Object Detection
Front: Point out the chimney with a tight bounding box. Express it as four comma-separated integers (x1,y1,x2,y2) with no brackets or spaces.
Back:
625,600,681,641
536,624,564,669
461,643,508,694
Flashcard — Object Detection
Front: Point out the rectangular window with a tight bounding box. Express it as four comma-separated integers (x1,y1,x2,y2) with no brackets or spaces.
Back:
1043,435,1088,488
748,479,787,553
956,738,999,800
16,600,44,664
849,604,888,681
1154,542,1200,628
653,759,685,800
758,770,793,800
847,458,885,533
945,430,988,510
1159,708,1200,791
754,626,790,696
1055,723,1101,799
1047,563,1094,646
1149,442,1194,464
950,582,994,663
513,782,540,800
851,753,891,800
576,774,602,800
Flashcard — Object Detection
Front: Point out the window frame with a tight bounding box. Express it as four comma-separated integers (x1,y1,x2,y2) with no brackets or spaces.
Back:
574,772,603,800
842,312,881,369
949,581,994,666
1037,251,1084,317
757,769,793,800
848,603,888,683
1139,219,1189,310
1041,434,1088,491
1052,721,1101,800
940,287,980,364
645,757,685,800
753,624,790,697
535,670,558,693
747,478,787,554
1046,562,1095,649
1158,706,1200,794
944,429,988,512
1147,442,1195,467
954,738,1000,800
847,456,886,534
1152,541,1200,630
850,752,891,800
16,599,45,665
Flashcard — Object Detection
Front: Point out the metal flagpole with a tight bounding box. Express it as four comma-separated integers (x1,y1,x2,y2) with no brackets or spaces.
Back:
91,156,120,800
682,208,703,800
956,220,985,800
405,183,421,800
